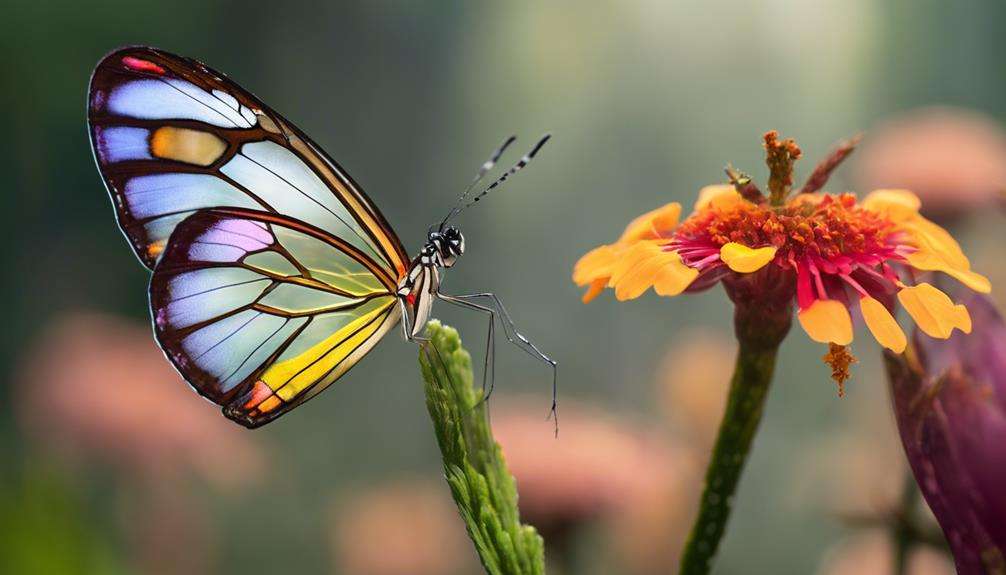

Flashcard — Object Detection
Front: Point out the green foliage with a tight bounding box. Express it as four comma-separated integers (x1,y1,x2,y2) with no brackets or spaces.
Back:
418,320,545,575
0,465,126,575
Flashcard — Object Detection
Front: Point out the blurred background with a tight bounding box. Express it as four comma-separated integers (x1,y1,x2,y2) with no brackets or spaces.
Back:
2,1,1005,573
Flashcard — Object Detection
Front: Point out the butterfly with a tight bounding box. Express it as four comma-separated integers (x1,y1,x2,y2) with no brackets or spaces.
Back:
88,46,556,428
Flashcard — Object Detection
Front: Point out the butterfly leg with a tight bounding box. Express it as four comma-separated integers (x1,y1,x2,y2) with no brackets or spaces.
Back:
438,292,558,429
434,294,496,404
401,298,474,409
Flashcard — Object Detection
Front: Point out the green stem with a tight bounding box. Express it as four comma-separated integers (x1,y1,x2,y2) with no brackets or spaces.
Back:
418,320,546,575
678,283,791,575
678,340,779,574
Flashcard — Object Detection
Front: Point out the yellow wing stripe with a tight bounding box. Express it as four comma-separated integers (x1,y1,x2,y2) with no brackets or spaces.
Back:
260,297,395,400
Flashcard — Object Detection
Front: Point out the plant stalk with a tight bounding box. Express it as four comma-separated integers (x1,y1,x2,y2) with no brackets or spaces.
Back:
419,320,545,575
679,282,791,575
678,340,779,574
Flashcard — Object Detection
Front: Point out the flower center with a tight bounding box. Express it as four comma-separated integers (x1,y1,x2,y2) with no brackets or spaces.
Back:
673,193,900,269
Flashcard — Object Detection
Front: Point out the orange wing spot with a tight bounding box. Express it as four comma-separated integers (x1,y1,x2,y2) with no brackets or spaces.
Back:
150,127,227,166
146,240,166,258
256,396,282,414
122,56,165,75
242,380,275,410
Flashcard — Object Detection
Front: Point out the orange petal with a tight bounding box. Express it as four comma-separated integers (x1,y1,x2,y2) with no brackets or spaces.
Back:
903,217,970,271
861,189,921,221
581,279,606,303
797,299,854,345
859,296,907,353
608,241,660,286
573,244,618,285
619,203,682,242
694,185,741,211
652,253,699,296
904,251,991,294
614,251,670,300
719,242,777,273
897,283,972,339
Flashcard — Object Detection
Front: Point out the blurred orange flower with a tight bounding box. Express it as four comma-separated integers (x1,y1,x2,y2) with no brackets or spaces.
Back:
655,328,735,448
329,479,476,575
855,106,1006,220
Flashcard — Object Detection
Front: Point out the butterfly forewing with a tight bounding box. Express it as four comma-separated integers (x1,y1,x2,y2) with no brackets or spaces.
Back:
151,208,401,427
88,46,408,277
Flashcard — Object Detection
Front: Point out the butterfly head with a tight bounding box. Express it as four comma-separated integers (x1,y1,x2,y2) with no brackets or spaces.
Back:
430,226,464,269
425,226,465,268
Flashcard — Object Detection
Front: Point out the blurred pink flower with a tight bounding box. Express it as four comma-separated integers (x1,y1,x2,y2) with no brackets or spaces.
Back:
816,531,955,575
329,479,476,575
855,106,1006,220
15,312,269,575
885,294,1006,573
16,311,265,487
494,396,689,528
493,396,699,573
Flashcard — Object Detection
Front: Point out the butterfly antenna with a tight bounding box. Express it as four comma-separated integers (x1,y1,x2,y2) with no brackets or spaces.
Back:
441,135,518,228
458,133,551,212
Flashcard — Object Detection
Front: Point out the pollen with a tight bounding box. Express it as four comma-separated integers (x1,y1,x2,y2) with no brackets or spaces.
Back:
821,343,857,397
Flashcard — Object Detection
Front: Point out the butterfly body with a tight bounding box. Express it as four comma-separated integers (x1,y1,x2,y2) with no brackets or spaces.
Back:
88,46,554,428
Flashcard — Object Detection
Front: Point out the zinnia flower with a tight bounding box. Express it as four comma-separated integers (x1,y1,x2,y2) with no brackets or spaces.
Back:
574,132,991,386
885,293,1006,573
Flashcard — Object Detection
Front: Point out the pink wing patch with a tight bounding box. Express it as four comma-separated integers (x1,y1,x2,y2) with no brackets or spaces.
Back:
121,56,165,75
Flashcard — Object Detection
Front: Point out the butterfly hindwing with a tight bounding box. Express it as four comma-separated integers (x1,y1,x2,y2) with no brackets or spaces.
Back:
150,208,402,427
88,46,409,279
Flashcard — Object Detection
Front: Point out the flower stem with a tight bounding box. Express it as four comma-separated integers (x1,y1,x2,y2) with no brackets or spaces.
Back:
679,289,791,575
418,320,546,575
678,340,780,574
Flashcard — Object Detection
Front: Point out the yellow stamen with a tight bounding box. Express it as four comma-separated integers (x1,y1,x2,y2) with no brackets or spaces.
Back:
859,296,907,353
897,283,972,339
719,243,778,273
798,299,853,345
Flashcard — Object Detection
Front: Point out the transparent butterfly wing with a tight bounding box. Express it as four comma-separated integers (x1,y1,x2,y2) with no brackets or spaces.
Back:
88,46,409,279
150,208,401,427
